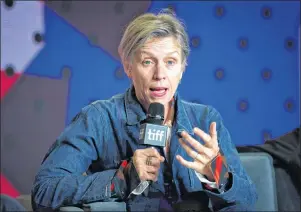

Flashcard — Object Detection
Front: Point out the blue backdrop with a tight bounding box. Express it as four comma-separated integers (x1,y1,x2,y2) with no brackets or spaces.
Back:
27,1,299,146
1,0,300,195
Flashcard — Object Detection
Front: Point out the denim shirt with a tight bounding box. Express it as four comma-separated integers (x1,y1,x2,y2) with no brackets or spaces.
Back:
31,86,257,211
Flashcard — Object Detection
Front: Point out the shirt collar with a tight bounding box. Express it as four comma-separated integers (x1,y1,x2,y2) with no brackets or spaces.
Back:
124,85,194,134
124,86,147,125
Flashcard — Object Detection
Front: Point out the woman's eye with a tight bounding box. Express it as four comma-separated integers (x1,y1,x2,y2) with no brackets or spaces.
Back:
167,60,175,65
143,60,152,65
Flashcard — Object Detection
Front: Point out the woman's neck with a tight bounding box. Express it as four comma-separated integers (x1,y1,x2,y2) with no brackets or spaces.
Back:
164,99,175,127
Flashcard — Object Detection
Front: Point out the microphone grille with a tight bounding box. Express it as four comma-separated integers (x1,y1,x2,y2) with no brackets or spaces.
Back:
147,102,164,120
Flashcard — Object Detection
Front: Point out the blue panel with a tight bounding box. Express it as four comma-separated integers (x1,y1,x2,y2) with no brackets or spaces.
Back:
148,1,300,145
25,6,130,124
24,2,299,145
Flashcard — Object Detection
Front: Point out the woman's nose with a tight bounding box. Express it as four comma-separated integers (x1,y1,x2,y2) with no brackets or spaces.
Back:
153,64,166,80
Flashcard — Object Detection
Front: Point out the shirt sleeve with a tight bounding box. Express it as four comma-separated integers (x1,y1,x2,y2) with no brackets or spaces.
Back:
31,105,122,210
201,106,258,211
31,105,145,210
112,158,150,198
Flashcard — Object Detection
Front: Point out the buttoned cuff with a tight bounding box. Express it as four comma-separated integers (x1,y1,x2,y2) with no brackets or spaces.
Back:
110,160,128,199
123,158,150,198
110,159,147,199
194,171,218,189
207,152,230,193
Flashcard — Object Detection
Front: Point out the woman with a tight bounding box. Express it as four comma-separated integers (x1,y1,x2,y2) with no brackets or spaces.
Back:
32,9,257,211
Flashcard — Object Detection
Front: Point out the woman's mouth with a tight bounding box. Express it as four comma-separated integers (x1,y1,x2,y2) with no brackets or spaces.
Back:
149,87,168,98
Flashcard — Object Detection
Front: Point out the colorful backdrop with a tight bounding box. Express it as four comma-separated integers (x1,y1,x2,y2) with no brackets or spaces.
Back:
1,0,300,197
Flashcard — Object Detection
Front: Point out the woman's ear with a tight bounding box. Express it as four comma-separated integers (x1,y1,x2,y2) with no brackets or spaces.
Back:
122,59,132,79
119,48,132,79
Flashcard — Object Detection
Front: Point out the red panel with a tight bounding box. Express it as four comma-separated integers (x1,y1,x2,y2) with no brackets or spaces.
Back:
1,70,21,198
0,174,20,198
0,70,21,100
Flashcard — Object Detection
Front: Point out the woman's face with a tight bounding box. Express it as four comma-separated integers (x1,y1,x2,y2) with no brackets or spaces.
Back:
124,36,184,112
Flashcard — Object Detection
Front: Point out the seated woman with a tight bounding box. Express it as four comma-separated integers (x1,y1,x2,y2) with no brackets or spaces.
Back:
31,9,257,212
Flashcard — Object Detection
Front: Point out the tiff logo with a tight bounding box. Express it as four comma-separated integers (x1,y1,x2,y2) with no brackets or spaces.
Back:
147,129,164,141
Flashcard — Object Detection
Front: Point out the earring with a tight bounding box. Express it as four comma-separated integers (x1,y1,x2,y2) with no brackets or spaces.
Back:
128,69,132,78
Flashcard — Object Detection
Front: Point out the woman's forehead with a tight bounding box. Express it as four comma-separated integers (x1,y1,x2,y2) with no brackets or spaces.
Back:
136,37,181,57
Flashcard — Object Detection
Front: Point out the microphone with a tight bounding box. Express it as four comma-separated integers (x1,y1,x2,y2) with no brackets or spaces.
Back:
139,102,168,147
133,102,169,196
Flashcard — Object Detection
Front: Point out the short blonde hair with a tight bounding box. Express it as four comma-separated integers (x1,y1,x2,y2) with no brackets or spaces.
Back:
118,9,190,66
